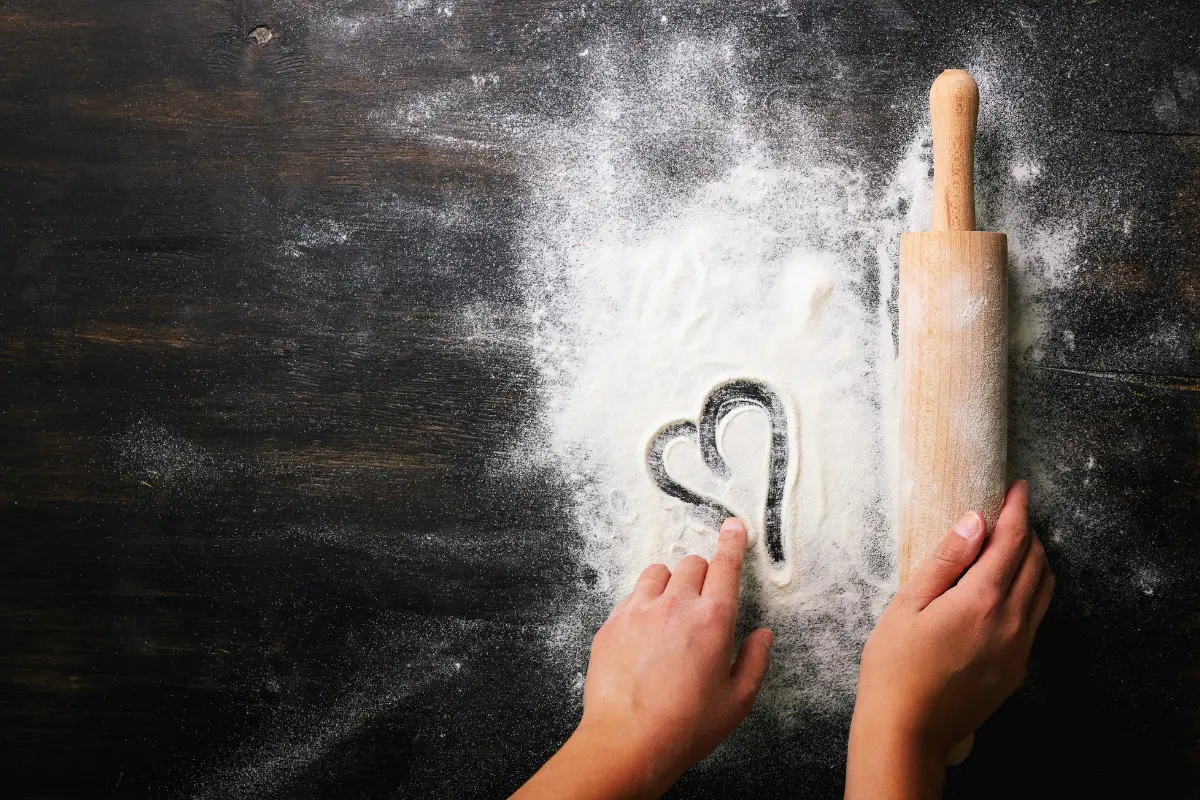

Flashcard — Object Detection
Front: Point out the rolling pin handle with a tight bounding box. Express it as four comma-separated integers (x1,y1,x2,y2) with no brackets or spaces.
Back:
930,69,979,232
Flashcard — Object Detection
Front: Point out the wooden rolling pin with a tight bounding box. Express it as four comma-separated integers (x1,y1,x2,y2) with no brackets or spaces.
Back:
899,70,1008,585
899,69,1008,767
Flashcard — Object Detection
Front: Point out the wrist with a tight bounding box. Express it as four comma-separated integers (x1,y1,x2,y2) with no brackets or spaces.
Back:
847,707,946,800
560,718,659,800
512,718,654,800
849,690,950,760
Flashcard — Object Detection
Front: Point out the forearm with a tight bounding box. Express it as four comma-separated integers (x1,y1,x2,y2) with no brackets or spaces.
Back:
512,723,659,800
845,712,945,800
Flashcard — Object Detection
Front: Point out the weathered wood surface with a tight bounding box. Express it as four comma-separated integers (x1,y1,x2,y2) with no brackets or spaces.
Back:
1,1,1198,798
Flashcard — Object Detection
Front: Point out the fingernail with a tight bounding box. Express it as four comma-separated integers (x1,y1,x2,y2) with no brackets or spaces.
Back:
765,630,775,649
952,511,982,540
721,518,745,536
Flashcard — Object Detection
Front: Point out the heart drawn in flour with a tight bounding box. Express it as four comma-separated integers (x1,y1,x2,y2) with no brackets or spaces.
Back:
645,379,790,566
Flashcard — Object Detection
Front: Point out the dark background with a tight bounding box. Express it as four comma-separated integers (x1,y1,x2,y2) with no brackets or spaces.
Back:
1,1,1198,797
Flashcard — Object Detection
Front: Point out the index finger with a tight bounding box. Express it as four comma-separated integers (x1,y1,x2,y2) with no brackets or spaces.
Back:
702,518,748,600
960,480,1032,594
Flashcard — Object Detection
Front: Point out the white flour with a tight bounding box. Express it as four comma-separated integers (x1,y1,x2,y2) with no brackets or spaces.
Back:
514,40,1084,717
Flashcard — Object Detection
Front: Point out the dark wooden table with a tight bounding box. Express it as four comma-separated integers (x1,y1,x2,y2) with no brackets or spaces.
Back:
2,1,1198,797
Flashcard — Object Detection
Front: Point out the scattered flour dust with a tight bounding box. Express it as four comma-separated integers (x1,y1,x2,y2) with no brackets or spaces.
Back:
513,40,1081,720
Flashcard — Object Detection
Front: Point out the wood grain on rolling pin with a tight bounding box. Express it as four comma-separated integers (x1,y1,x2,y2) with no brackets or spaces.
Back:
898,231,1007,585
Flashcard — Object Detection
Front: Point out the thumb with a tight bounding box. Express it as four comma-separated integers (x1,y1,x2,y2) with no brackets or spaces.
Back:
730,628,773,710
902,511,986,609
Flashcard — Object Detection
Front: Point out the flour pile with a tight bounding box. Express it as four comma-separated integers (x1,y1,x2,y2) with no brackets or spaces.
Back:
514,40,1079,718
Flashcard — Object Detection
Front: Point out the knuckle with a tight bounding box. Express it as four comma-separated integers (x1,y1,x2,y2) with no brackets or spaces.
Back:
605,598,628,621
890,585,921,611
592,623,612,647
704,598,734,624
640,563,670,581
660,592,686,615
934,536,965,564
678,554,708,572
621,596,648,616
1041,572,1057,600
691,599,719,628
700,608,724,631
710,550,740,572
1027,537,1044,561
737,684,759,713
972,587,1004,615
742,666,768,703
